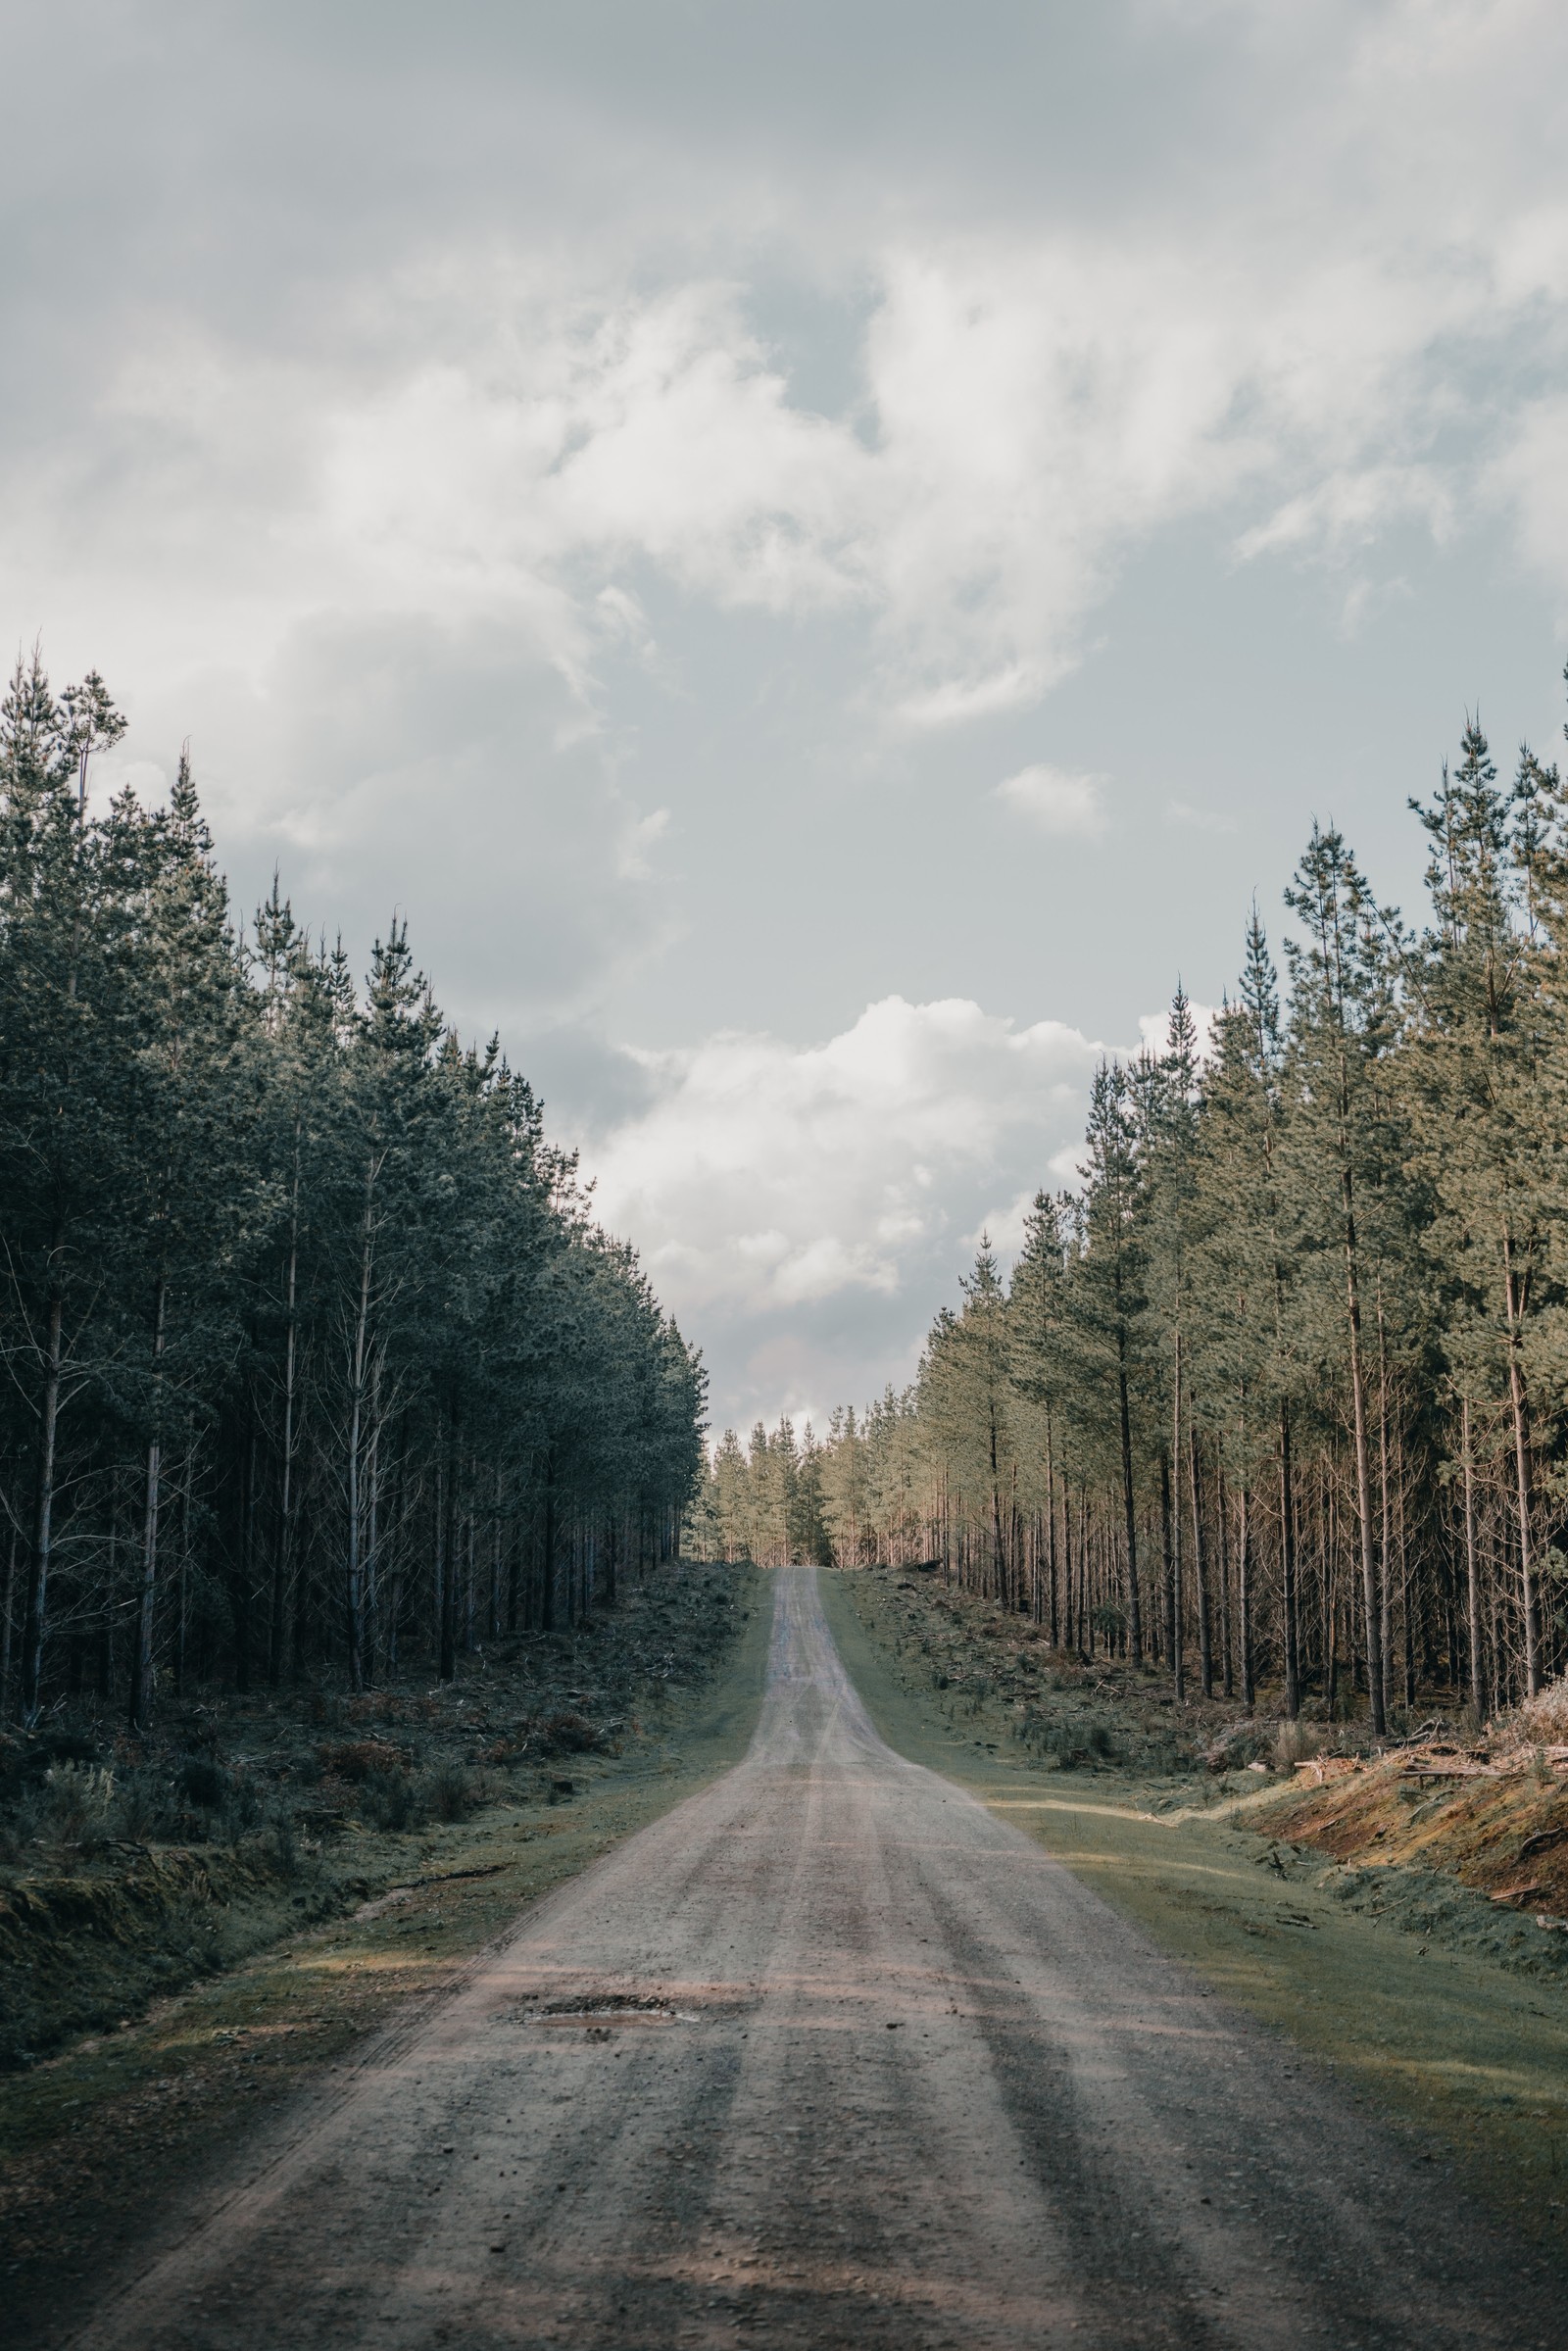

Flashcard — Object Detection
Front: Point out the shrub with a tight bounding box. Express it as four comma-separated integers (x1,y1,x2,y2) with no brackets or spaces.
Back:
220,1777,262,1844
421,1763,474,1823
1272,1718,1328,1770
263,1803,300,1879
536,1711,605,1756
110,1767,178,1844
178,1754,229,1810
40,1762,116,1851
1519,1676,1568,1746
317,1739,404,1783
362,1767,420,1832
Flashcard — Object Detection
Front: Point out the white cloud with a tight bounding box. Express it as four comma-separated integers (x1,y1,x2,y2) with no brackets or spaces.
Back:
583,995,1113,1422
1487,396,1568,606
12,1,1568,1432
1165,799,1236,834
996,763,1107,836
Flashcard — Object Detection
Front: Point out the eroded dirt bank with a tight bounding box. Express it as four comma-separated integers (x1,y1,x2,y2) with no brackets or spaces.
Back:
60,1569,1562,2351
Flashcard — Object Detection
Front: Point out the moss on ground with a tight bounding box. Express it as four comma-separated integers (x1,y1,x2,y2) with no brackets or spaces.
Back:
1,1565,772,2349
821,1564,1568,2251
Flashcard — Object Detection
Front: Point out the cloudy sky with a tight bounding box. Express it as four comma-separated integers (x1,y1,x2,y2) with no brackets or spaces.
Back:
7,1,1568,1433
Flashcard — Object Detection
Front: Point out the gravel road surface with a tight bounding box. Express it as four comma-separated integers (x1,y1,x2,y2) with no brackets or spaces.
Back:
73,1567,1561,2349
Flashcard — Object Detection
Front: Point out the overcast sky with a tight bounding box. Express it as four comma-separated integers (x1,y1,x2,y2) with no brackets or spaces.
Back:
7,1,1568,1434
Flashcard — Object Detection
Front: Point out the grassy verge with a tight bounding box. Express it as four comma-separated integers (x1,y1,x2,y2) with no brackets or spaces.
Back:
820,1565,1568,2247
2,1565,772,2349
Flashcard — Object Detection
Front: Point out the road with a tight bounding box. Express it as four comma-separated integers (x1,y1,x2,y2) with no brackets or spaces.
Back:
74,1568,1560,2349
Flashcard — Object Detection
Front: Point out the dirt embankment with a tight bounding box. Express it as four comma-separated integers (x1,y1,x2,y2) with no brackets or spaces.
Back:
0,1566,770,2339
1250,1740,1568,1971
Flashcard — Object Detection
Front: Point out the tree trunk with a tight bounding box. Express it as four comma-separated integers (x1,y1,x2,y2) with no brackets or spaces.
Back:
1376,1282,1394,1728
128,1274,167,1733
1238,1476,1254,1710
1159,1447,1179,1699
540,1454,558,1636
1279,1396,1300,1721
344,1169,374,1695
1,1518,17,1713
270,1211,299,1687
20,1270,65,1722
1045,1420,1058,1645
1170,1333,1185,1699
1190,1427,1212,1698
439,1428,459,1679
1502,1236,1542,1695
988,1403,1005,1604
1461,1396,1484,1716
1117,1337,1143,1665
1341,1186,1385,1735
1216,1461,1233,1699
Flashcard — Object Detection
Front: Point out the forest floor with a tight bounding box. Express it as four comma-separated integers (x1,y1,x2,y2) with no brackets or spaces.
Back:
822,1564,1568,2249
0,1564,771,2347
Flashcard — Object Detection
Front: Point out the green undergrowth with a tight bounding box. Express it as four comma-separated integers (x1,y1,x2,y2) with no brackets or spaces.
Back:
0,1565,762,2072
821,1564,1568,2249
2,1566,772,2349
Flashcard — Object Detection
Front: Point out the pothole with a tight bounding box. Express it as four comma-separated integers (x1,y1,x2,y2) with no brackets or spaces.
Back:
522,1994,695,2029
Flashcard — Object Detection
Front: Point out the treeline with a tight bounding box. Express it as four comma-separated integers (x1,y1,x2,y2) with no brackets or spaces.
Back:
698,688,1568,1731
0,651,706,1728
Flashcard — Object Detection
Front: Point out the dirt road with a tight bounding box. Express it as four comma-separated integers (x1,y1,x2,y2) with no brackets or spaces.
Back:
73,1569,1560,2349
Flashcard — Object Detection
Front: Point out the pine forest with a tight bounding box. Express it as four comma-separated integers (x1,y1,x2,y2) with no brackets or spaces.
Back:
0,651,707,1730
697,682,1568,1734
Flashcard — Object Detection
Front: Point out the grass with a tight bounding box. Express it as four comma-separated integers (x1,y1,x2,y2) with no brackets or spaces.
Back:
819,1564,1568,2249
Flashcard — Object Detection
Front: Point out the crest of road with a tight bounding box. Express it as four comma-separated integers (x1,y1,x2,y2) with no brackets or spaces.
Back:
74,1569,1558,2349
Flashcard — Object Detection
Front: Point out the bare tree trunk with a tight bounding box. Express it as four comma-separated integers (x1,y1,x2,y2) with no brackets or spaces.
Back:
1160,1447,1180,1699
1117,1337,1144,1664
1279,1396,1300,1721
1461,1396,1484,1716
234,1420,258,1693
490,1463,505,1638
1502,1236,1542,1695
1170,1333,1185,1699
988,1403,1005,1604
344,1180,373,1696
539,1451,557,1636
1045,1420,1058,1645
439,1427,459,1678
1216,1461,1233,1698
270,1205,299,1686
20,1269,65,1722
1342,1187,1385,1734
1238,1475,1254,1710
365,1357,382,1677
1190,1427,1212,1698
1,1517,17,1714
128,1275,167,1733
1376,1281,1394,1728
